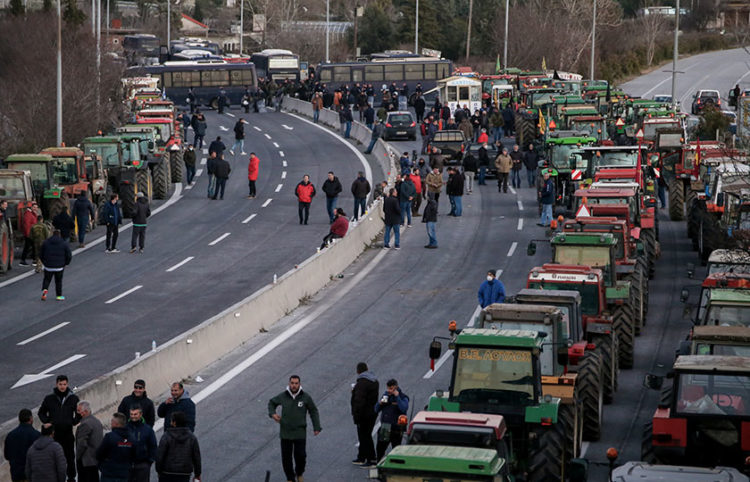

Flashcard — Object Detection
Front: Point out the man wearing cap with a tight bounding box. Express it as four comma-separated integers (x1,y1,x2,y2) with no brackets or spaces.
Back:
117,380,155,427
130,192,151,254
477,270,506,308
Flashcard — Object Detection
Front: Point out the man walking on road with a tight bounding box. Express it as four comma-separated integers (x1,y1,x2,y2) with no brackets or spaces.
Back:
212,156,231,200
247,153,260,199
103,194,122,253
539,171,555,227
117,379,155,427
206,152,218,199
446,167,464,217
322,171,343,223
351,172,371,221
4,409,40,482
495,147,512,193
351,362,379,467
425,168,443,205
39,230,72,301
38,375,81,481
268,375,322,482
183,145,196,185
208,136,225,159
127,406,157,482
157,382,196,433
383,188,401,250
364,119,383,154
130,193,150,254
462,152,477,194
478,270,506,308
477,143,490,185
375,379,409,462
31,216,50,272
524,143,540,188
75,401,103,482
230,119,248,156
295,175,316,225
409,168,422,215
422,194,438,249
73,192,95,248
25,425,66,482
510,144,523,189
156,412,202,482
398,174,416,226
191,112,207,149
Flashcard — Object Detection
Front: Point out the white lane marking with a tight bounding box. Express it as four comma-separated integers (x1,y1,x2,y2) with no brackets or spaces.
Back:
517,200,523,211
507,242,518,257
200,158,207,165
517,218,523,231
273,142,279,148
105,285,143,304
202,148,208,155
166,256,194,272
225,112,236,118
275,184,283,192
264,133,272,140
153,247,390,432
219,126,229,132
253,126,262,131
735,68,750,88
0,184,183,289
17,322,70,346
282,161,288,167
262,198,272,207
282,124,293,130
641,76,672,98
208,232,231,246
509,186,516,195
287,113,373,189
425,305,482,378
279,151,285,157
242,214,257,224
184,184,194,190
196,169,203,176
12,354,87,389
281,171,287,179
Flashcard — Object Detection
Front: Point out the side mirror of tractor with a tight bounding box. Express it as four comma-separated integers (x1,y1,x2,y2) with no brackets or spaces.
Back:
429,341,442,360
686,263,695,279
680,289,689,303
644,373,664,390
527,241,537,256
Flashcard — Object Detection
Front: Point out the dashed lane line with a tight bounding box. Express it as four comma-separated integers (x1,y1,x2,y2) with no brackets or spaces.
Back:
262,199,272,207
17,322,70,346
208,233,231,246
225,112,236,118
105,285,143,304
242,214,257,224
273,142,279,148
509,186,516,195
517,218,523,231
264,133,272,140
275,184,283,192
200,158,207,165
219,126,229,132
279,151,285,157
196,169,203,176
282,161,288,167
166,257,194,272
517,200,523,211
202,148,208,155
507,242,518,257
281,171,287,179
253,126,262,131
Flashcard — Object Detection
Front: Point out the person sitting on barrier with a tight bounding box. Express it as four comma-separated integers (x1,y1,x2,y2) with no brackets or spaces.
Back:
320,209,349,250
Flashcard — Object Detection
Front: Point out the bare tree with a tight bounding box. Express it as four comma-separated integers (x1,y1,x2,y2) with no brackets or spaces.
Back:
639,7,668,66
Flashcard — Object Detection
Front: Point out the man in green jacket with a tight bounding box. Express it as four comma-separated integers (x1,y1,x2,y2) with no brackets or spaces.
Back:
268,375,321,482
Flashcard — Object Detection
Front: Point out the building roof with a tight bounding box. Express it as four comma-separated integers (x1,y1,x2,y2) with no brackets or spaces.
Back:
181,13,208,30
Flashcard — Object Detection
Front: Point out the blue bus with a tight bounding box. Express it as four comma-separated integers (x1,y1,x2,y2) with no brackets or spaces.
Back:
250,49,300,83
316,56,453,104
129,60,258,108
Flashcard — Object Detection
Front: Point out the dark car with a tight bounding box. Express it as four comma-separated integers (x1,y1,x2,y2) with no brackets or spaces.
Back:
384,111,417,141
691,89,721,115
463,142,499,177
428,130,468,166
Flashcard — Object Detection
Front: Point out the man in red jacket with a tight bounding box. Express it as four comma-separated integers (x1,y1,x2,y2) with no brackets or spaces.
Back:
408,168,422,217
295,174,316,225
320,208,349,249
247,153,260,199
19,202,39,266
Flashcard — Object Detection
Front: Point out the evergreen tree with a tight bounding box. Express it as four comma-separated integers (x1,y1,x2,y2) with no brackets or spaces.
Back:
357,4,395,54
193,0,204,22
63,0,87,26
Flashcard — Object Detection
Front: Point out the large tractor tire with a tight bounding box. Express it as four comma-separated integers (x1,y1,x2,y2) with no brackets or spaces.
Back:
668,179,684,221
46,191,70,220
641,228,657,279
626,264,647,335
152,159,170,200
120,182,136,218
578,351,604,441
515,114,537,149
687,194,700,246
135,169,153,201
594,333,618,404
0,221,11,274
698,217,715,266
636,255,650,315
558,399,582,461
613,303,635,369
170,149,184,183
528,421,567,482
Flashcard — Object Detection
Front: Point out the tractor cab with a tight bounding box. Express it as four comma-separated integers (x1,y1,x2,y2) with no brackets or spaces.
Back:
567,115,608,141
707,249,750,276
693,273,750,327
568,145,646,184
562,216,639,263
39,147,90,199
573,187,640,228
680,325,750,357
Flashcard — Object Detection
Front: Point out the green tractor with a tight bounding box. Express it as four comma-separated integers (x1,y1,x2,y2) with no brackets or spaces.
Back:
4,154,74,219
539,133,598,213
80,136,152,218
115,125,171,200
371,445,511,481
428,328,577,481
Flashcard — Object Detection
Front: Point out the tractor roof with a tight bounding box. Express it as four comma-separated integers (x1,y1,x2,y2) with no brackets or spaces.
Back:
39,147,83,157
5,154,53,162
82,136,122,143
705,289,750,304
551,232,617,246
456,328,542,348
674,355,750,374
410,411,506,433
378,445,505,476
481,303,562,323
692,326,750,344
574,187,637,197
136,117,173,124
708,249,750,265
0,169,30,178
528,265,603,284
515,288,582,304
563,217,627,229
569,115,605,122
577,145,641,152
546,135,597,145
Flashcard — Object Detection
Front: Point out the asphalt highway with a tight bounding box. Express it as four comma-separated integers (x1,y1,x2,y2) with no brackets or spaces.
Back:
0,110,376,423
176,48,750,481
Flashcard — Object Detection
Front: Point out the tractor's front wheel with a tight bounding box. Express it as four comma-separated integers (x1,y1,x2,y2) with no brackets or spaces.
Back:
578,350,604,441
613,304,635,369
528,421,567,482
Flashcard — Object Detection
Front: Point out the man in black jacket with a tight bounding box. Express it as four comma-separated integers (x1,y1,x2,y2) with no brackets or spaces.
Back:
38,375,81,481
39,229,72,301
523,143,540,188
156,412,201,482
72,192,95,248
3,408,40,482
322,171,343,224
212,156,232,200
52,206,75,242
130,193,151,254
422,195,438,249
117,379,155,427
383,189,401,250
351,363,379,467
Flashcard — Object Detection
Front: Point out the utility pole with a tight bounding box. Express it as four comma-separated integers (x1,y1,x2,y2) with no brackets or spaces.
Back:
465,0,473,62
590,0,596,80
671,0,680,110
57,0,63,146
240,0,243,54
353,5,358,57
91,0,95,33
106,0,110,38
414,0,419,55
167,0,171,47
325,0,330,62
97,0,101,125
503,0,509,70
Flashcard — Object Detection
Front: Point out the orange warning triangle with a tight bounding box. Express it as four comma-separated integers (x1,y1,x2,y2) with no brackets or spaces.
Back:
576,204,591,217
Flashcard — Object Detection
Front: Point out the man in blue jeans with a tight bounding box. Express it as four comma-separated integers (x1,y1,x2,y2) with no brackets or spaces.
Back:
422,194,438,248
383,188,401,249
398,175,416,226
322,171,342,223
538,171,554,227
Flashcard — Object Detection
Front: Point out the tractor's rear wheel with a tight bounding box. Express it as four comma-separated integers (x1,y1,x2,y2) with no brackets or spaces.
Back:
613,304,635,369
687,192,700,246
558,399,582,461
627,264,646,335
578,351,604,441
120,183,136,218
0,221,10,274
515,114,537,148
170,149,184,183
46,191,70,220
152,160,170,200
528,421,566,482
641,228,657,279
594,333,618,404
135,169,153,201
668,178,684,221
